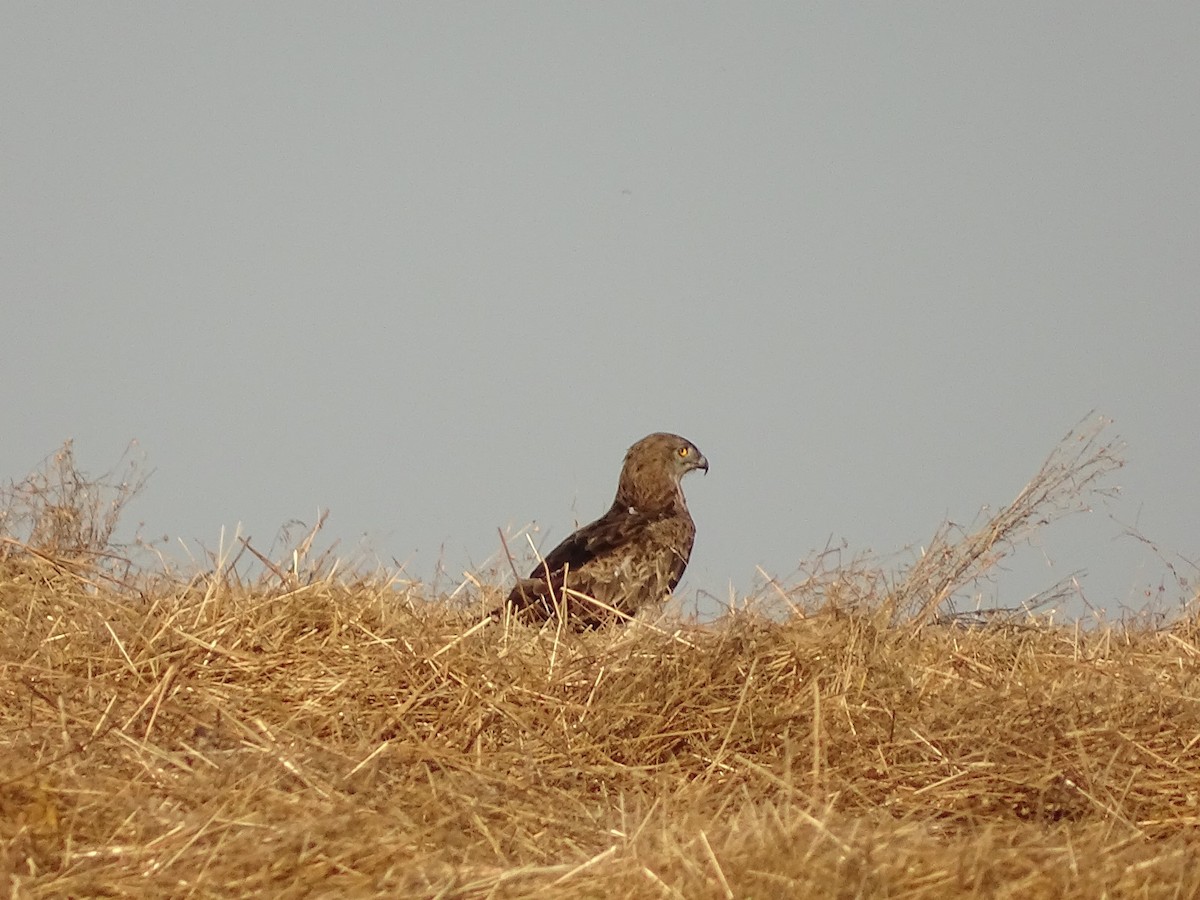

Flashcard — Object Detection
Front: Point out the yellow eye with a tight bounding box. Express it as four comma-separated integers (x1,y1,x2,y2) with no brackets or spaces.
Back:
678,446,690,457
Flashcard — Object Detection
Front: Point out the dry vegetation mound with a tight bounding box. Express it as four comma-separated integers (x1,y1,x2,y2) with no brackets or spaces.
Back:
3,423,1199,898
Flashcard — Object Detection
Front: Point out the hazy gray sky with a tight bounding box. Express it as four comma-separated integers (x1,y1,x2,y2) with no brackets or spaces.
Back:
4,4,1197,618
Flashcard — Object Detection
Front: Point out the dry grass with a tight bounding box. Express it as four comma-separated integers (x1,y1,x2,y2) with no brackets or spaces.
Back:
3,422,1199,898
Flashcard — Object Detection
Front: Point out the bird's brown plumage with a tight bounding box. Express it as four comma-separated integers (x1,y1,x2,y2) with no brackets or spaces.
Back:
500,432,708,628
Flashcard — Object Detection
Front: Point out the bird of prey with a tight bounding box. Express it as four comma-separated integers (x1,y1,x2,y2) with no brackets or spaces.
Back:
499,432,708,628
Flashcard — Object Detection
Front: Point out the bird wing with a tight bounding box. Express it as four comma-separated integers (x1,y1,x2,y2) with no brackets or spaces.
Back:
503,508,693,626
535,508,642,577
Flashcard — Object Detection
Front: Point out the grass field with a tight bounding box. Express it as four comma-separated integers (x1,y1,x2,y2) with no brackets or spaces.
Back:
3,424,1198,898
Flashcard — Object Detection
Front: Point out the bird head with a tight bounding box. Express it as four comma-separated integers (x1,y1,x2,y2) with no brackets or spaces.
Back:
615,432,708,512
666,435,709,479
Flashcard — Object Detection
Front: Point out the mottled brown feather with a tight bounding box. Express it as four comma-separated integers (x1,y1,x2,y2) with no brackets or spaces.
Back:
499,432,708,628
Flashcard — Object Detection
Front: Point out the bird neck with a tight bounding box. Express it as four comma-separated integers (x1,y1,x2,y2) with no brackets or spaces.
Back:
612,472,685,517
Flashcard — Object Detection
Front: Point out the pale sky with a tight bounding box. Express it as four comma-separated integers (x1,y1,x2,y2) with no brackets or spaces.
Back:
4,4,1197,619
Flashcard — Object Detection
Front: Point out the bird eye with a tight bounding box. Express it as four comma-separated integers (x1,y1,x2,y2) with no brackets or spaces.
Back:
678,446,690,457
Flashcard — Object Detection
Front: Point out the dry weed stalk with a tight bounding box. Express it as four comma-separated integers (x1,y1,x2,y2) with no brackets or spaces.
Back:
897,415,1123,626
0,440,150,588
